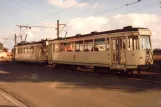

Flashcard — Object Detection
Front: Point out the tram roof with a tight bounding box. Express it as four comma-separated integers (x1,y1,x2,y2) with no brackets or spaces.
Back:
15,39,48,46
15,26,148,47
52,26,148,41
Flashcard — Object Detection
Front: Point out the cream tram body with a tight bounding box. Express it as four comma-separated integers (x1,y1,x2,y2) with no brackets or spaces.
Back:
48,26,153,70
13,40,48,63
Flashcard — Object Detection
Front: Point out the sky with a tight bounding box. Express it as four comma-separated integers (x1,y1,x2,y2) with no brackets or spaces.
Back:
0,0,161,51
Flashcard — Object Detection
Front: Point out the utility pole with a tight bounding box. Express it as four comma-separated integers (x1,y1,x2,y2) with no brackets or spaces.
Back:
56,20,66,39
57,20,59,39
14,34,16,46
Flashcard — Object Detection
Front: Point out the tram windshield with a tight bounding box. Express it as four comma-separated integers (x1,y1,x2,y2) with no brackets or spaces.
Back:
140,36,151,50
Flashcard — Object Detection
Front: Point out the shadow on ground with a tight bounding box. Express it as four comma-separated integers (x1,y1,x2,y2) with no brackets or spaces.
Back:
0,61,161,93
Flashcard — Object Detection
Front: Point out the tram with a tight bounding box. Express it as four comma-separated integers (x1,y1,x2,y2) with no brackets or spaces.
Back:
12,39,48,64
48,26,153,73
13,26,153,73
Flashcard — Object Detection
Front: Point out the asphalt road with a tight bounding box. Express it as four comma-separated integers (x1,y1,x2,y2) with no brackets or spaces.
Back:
0,62,160,107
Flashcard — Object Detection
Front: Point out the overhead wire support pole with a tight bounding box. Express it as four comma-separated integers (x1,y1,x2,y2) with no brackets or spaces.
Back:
57,20,59,39
56,20,66,39
16,25,56,43
14,34,16,46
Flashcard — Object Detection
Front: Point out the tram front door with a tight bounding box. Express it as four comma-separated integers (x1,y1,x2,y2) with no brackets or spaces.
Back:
111,37,126,69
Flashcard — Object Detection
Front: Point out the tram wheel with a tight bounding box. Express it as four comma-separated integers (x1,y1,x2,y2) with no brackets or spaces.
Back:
127,69,134,75
137,69,141,75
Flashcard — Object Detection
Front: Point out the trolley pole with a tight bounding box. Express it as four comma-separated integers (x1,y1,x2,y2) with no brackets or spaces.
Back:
57,20,59,39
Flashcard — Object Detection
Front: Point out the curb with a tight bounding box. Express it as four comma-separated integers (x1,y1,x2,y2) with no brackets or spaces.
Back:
0,89,30,107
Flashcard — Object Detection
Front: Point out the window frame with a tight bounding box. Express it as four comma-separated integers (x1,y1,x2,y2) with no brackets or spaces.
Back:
128,36,139,50
94,38,106,51
84,39,94,52
140,35,151,50
75,40,84,52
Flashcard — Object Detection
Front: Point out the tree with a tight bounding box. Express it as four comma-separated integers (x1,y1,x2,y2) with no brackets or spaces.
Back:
3,47,8,52
0,43,3,50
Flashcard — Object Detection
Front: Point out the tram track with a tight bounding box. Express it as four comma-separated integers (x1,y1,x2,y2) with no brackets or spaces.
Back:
0,61,161,107
84,71,161,84
44,65,161,84
4,61,161,84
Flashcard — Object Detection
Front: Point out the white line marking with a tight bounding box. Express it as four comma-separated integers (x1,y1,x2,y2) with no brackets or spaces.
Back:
0,89,28,107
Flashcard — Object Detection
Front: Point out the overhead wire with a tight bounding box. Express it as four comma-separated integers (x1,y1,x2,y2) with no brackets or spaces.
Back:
100,2,161,30
91,0,142,16
26,0,140,32
65,0,143,33
14,0,153,38
25,0,89,38
29,0,89,25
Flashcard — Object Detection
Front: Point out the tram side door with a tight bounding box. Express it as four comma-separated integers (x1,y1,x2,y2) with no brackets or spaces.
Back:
35,45,41,61
111,37,126,66
48,44,52,64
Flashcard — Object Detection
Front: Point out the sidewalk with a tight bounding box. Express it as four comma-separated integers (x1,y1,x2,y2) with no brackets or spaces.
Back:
0,89,28,107
0,92,15,107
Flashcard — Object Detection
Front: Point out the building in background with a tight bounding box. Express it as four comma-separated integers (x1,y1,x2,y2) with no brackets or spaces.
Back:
0,43,11,60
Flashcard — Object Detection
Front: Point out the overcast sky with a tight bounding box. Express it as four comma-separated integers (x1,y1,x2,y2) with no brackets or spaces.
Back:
0,0,161,50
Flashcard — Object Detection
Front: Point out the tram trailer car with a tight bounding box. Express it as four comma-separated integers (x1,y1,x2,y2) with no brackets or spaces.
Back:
12,39,49,64
48,26,153,73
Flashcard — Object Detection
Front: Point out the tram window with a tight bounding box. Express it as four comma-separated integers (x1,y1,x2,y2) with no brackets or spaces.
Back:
84,40,93,51
60,43,65,52
112,39,119,51
53,44,55,52
29,47,31,53
33,46,35,53
41,45,46,53
123,38,126,50
28,47,31,53
30,47,32,53
55,43,60,52
53,44,58,52
107,38,109,51
140,36,150,49
20,48,22,54
66,42,74,52
21,47,24,53
25,47,27,53
128,36,139,50
31,46,34,53
75,41,83,52
18,48,20,54
95,38,105,51
119,38,126,50
112,39,116,50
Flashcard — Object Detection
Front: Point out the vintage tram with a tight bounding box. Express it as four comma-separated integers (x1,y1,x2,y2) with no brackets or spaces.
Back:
13,26,153,73
48,26,153,73
12,39,48,64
